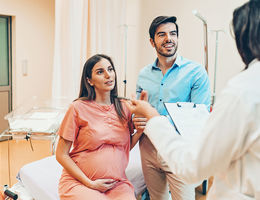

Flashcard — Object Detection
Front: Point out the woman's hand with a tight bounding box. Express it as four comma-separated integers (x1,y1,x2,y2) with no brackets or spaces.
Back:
56,138,118,193
88,179,118,193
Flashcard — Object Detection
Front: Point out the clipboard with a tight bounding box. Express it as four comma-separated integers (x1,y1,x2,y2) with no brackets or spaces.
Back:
164,102,209,137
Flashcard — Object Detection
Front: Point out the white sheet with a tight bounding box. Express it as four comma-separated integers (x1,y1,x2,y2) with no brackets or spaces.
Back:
18,143,146,200
126,142,146,195
18,156,62,200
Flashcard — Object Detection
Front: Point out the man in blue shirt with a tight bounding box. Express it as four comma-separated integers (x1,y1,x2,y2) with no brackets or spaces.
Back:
135,16,211,200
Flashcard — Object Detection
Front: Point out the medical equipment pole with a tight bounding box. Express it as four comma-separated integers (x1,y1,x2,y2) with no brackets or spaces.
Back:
123,24,128,97
211,30,224,106
192,10,209,73
192,10,209,194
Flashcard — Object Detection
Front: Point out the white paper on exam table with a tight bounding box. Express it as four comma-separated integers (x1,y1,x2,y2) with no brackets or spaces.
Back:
164,102,210,138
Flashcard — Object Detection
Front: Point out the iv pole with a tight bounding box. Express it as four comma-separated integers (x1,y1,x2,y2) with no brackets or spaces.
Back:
192,10,208,73
121,23,135,97
192,10,209,195
211,30,224,105
119,23,134,97
123,24,128,97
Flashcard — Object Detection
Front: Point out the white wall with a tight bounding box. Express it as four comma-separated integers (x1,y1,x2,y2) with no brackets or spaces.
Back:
0,0,249,107
0,0,55,108
124,0,142,97
126,0,248,99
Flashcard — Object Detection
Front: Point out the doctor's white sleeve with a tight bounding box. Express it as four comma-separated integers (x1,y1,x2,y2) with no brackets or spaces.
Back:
144,92,253,184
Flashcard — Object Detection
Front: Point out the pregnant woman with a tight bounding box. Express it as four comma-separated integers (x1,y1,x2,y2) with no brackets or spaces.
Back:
56,54,143,200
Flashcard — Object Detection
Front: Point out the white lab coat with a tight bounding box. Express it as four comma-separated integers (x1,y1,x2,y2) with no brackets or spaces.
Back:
144,59,260,199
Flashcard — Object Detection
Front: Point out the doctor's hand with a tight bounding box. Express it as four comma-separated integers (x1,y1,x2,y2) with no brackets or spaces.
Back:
125,99,160,121
89,178,118,193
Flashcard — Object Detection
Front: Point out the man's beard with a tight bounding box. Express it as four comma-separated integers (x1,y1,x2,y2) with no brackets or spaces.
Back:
155,42,178,57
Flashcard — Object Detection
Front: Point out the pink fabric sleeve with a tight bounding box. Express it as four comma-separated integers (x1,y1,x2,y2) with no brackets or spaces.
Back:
58,104,79,142
121,101,134,135
128,111,134,135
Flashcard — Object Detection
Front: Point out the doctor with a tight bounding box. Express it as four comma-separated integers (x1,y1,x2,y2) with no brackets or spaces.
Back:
125,0,260,199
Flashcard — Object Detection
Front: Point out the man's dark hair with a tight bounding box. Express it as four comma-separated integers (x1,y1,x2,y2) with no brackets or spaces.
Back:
232,0,260,68
149,16,178,40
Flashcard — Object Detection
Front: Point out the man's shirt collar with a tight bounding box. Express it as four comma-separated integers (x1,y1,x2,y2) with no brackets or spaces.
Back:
152,55,181,70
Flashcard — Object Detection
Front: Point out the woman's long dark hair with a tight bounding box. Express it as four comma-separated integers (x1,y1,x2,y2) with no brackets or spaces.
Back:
77,54,127,123
232,0,260,69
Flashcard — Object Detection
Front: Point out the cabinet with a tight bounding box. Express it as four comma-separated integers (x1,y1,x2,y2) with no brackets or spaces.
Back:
0,139,52,187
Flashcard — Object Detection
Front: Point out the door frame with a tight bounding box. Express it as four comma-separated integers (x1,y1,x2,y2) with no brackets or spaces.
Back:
0,15,12,113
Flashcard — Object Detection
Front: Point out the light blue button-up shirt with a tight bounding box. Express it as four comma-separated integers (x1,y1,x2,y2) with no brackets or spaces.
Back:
136,55,211,116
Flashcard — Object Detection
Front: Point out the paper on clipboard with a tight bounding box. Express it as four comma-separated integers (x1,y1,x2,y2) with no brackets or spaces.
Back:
164,102,209,137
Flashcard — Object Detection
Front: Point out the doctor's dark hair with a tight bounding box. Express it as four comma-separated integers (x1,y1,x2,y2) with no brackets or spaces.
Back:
77,54,127,122
232,0,260,68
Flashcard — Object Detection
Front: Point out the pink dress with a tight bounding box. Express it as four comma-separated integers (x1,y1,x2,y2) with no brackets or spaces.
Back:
58,100,136,200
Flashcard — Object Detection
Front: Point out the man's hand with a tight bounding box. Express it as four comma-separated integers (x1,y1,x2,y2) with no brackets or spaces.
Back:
132,90,148,132
133,115,147,133
139,90,148,101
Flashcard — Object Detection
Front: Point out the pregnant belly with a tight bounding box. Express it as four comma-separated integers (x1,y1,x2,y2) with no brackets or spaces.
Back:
74,144,128,180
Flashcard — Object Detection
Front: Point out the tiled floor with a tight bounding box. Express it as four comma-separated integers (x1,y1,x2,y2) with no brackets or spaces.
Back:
196,189,208,200
196,193,207,200
196,177,213,200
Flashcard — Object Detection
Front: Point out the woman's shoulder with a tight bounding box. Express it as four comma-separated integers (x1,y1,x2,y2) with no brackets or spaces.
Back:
70,99,93,110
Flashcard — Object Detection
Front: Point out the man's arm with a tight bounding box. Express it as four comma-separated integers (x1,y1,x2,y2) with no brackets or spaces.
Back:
191,67,211,110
